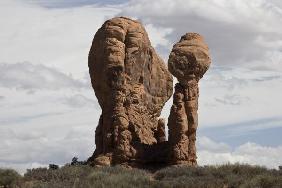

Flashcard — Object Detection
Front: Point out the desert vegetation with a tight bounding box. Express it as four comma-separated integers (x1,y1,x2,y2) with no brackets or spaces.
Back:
1,162,282,188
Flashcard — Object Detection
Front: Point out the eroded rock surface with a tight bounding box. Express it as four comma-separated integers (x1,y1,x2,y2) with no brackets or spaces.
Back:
168,33,211,165
87,17,210,167
88,17,173,165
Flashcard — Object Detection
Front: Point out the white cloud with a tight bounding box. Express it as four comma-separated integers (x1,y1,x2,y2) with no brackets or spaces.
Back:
198,66,282,127
215,94,250,106
0,62,89,91
0,124,94,173
61,94,99,108
0,1,107,173
23,0,128,8
197,137,282,169
144,24,173,48
121,0,282,66
0,125,94,174
0,0,120,79
198,136,230,153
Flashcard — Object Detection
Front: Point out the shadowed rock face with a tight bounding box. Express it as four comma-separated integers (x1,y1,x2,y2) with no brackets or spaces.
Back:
88,18,210,167
88,17,173,165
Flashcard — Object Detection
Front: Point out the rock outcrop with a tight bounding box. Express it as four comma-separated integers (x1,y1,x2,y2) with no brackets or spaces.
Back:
87,17,211,167
88,17,173,166
167,33,211,165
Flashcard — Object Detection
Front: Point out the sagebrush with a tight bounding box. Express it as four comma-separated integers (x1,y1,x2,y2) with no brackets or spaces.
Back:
1,163,281,188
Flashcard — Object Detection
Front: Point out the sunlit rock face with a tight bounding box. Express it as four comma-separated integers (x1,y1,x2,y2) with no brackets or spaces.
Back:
168,33,211,84
167,33,211,165
88,17,173,166
87,17,210,167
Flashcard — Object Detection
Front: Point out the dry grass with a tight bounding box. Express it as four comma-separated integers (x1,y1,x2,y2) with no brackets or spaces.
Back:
1,163,282,188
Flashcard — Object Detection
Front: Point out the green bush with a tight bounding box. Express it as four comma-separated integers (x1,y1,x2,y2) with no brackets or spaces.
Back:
22,165,94,188
241,174,282,188
86,166,153,188
7,163,282,188
20,165,153,188
153,164,281,188
0,168,21,187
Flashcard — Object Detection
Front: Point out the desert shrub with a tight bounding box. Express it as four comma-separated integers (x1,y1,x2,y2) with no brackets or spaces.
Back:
154,166,226,188
86,166,153,188
241,174,282,188
153,164,282,188
48,164,59,170
70,157,86,166
22,165,94,188
0,168,21,187
21,165,153,188
214,164,270,187
11,163,282,188
24,167,49,181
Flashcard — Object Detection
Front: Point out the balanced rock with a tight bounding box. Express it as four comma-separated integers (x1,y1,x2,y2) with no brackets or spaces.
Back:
167,33,211,165
88,17,173,165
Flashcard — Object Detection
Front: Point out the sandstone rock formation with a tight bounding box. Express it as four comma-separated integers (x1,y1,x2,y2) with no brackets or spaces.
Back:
87,17,211,167
167,33,211,165
88,17,173,166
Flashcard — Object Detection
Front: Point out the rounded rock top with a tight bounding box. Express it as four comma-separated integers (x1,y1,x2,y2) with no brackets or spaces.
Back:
168,33,211,83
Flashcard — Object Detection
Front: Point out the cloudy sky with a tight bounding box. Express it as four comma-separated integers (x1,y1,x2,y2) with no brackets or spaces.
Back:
0,0,281,173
